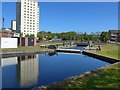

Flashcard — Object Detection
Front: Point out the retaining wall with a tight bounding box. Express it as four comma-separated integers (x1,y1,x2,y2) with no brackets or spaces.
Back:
82,51,119,64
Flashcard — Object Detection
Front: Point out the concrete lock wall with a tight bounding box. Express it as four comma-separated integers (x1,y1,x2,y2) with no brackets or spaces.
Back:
0,37,18,48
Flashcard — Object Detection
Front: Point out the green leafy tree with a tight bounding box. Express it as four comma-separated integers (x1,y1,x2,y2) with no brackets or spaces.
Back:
37,32,43,40
25,34,29,37
29,34,35,38
100,31,109,42
20,32,23,37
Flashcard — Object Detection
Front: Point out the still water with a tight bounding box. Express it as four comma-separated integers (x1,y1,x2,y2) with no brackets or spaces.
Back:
2,52,111,89
72,46,85,50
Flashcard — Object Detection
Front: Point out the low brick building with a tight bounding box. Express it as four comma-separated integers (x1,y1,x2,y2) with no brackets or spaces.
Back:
18,37,36,47
0,29,14,37
0,29,36,47
0,32,14,37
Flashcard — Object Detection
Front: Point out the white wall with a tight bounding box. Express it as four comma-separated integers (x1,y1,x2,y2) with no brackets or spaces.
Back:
0,38,18,48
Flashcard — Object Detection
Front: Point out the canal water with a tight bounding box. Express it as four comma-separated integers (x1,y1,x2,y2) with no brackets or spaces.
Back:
72,46,85,50
2,52,111,89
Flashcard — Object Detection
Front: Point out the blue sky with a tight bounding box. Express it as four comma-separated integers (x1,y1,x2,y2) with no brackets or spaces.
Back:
2,2,118,33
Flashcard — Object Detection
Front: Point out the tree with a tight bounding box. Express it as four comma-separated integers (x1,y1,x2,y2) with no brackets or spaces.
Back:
83,32,89,41
80,35,84,41
37,32,43,40
25,34,29,37
20,32,23,37
100,31,109,42
47,32,54,40
29,34,35,38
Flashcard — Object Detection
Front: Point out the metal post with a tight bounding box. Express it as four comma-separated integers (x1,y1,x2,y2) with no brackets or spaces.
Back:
2,17,4,32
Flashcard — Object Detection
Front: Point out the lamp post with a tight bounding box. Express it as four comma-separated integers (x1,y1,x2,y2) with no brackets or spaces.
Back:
2,17,4,32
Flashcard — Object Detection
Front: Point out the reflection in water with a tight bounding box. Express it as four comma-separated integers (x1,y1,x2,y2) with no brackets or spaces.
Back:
48,52,58,56
2,52,111,89
1,57,18,67
16,54,39,88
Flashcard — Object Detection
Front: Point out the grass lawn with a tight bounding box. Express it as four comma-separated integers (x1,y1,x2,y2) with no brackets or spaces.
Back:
94,44,120,60
2,42,62,51
45,63,119,89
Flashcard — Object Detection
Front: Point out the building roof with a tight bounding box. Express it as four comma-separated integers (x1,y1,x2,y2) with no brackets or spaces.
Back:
2,28,13,33
4,28,12,32
109,30,120,33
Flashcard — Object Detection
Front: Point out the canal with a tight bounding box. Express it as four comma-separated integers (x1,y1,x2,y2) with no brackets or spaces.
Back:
2,50,112,89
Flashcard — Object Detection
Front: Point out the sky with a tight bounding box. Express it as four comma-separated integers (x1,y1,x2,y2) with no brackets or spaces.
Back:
2,2,118,33
1,0,120,2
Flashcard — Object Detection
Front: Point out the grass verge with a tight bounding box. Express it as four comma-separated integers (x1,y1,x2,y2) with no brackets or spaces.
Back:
36,63,119,90
94,44,120,60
